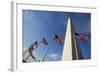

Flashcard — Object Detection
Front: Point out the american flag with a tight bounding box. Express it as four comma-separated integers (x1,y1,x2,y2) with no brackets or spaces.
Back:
75,33,88,40
54,35,63,45
42,38,48,45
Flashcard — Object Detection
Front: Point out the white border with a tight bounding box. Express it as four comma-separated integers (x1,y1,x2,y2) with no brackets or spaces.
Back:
11,1,97,71
16,0,97,8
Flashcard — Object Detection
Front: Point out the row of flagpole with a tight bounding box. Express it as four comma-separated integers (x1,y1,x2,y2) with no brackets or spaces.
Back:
42,35,64,61
22,41,41,62
22,35,63,63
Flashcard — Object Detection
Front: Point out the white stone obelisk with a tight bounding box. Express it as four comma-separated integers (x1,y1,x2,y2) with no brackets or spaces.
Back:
62,17,72,60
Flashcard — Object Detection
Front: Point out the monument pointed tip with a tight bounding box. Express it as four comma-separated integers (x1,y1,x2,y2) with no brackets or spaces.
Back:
68,17,72,20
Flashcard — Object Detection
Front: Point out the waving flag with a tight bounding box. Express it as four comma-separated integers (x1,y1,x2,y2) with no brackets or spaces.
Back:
23,41,38,62
42,38,48,45
75,33,88,40
28,41,38,53
54,35,63,45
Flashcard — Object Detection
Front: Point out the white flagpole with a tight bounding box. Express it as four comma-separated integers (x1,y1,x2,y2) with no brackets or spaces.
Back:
42,40,53,62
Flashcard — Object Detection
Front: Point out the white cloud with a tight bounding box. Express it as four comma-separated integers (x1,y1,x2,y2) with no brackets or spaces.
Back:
32,51,36,55
48,53,61,60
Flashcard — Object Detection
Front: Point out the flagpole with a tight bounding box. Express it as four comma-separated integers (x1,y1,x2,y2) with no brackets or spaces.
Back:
70,18,79,60
23,41,42,62
73,32,79,60
24,54,30,62
42,40,53,62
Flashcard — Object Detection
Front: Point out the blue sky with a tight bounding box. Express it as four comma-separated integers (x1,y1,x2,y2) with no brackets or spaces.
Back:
22,10,91,61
